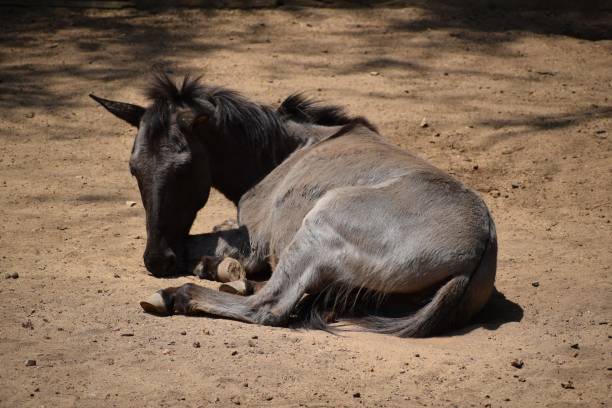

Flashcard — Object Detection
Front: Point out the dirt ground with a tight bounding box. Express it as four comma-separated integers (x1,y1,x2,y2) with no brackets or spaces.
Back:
0,3,611,407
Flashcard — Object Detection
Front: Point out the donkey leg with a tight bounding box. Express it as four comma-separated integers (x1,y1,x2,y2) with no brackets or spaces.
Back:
188,226,268,281
142,226,326,326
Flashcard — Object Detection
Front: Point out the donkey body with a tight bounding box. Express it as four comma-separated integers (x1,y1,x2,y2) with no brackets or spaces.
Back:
92,73,497,337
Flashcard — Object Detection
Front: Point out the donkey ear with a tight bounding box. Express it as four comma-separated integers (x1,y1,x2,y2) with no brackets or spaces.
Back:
89,94,145,128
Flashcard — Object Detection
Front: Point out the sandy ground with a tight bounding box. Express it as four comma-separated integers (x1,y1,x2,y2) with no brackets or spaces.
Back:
0,3,611,407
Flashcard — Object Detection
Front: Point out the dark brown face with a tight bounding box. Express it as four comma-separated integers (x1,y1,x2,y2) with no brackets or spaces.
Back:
130,108,212,276
90,94,213,277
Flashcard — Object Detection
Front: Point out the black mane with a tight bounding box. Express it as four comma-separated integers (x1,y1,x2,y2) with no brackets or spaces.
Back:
144,72,287,160
278,93,377,132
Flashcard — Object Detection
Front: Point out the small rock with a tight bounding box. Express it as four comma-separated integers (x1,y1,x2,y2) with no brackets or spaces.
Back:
113,273,120,278
231,350,238,356
120,332,134,337
251,335,258,339
22,320,34,329
511,359,524,369
10,272,19,279
531,281,540,287
561,380,575,389
193,341,201,348
265,396,273,401
5,273,11,279
180,331,187,336
353,392,361,398
595,130,606,134
24,112,35,119
511,181,520,189
419,118,428,128
161,349,172,355
125,201,137,207
369,71,380,76
570,343,579,349
414,353,420,358
473,165,479,170
25,359,36,367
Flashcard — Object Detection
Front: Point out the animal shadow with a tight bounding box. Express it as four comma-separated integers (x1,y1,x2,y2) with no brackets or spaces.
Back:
447,288,523,336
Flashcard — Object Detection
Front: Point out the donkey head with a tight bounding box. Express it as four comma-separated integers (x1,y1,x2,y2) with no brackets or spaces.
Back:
90,75,217,277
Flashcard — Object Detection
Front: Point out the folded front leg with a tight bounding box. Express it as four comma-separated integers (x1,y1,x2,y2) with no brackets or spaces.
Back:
191,256,246,282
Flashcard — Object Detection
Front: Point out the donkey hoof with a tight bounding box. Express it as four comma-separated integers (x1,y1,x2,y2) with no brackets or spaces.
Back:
217,258,245,283
219,280,252,296
140,291,169,315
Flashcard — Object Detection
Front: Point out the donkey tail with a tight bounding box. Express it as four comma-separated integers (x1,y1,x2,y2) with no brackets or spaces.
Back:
354,214,497,338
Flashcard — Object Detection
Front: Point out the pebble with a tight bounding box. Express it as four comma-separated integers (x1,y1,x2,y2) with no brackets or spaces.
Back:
532,281,540,287
25,359,36,367
180,331,187,336
511,359,524,369
125,201,137,207
570,343,579,349
419,118,428,128
353,392,361,398
369,71,380,76
511,181,520,189
561,380,575,389
193,341,201,348
231,350,238,356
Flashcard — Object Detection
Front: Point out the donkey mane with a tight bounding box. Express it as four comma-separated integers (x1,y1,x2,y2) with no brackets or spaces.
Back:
145,72,287,158
278,93,377,132
146,72,375,140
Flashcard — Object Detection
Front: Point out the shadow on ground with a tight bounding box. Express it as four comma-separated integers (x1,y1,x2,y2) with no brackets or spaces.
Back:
0,2,610,117
452,289,524,335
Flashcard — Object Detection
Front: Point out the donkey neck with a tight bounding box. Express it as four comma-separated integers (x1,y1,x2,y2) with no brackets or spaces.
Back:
205,120,301,205
207,120,342,205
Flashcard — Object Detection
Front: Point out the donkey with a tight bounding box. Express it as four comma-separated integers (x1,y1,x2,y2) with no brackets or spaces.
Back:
90,72,497,337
